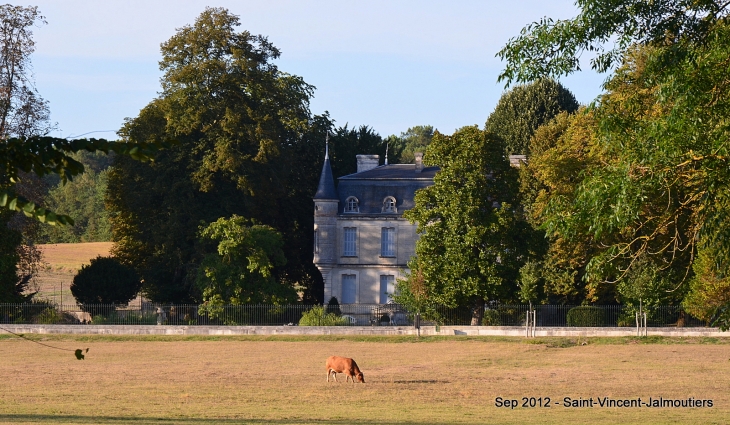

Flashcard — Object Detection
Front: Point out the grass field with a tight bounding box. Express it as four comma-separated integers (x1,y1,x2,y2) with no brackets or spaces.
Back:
32,243,114,304
0,335,728,424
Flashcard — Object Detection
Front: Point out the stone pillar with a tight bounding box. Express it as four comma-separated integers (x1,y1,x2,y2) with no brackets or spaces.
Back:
414,152,424,173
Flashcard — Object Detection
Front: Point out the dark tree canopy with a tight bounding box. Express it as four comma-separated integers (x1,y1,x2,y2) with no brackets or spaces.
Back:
485,79,579,155
71,256,142,309
107,8,325,303
327,124,390,177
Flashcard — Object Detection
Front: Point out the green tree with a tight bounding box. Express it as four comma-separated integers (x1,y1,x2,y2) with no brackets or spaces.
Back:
71,256,142,315
0,5,52,139
518,110,605,303
107,8,322,303
37,151,115,243
501,2,730,306
327,124,388,177
485,79,578,155
197,216,295,320
684,247,730,324
404,126,537,324
497,0,730,85
394,125,434,164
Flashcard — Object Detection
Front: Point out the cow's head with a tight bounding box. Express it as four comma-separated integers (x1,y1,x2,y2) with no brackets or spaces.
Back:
357,372,365,383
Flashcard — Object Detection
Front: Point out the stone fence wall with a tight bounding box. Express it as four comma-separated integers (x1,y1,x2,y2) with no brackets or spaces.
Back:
1,324,727,337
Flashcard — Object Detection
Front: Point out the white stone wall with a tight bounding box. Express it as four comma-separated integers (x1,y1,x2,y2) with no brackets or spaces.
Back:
323,216,417,303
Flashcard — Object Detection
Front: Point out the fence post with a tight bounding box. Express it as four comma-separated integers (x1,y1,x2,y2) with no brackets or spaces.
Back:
532,309,537,338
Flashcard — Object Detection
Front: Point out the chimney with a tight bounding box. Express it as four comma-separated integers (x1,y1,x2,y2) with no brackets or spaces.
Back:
414,152,424,173
356,155,379,173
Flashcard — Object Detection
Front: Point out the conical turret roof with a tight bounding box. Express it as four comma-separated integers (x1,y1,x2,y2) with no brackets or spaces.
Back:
314,142,338,200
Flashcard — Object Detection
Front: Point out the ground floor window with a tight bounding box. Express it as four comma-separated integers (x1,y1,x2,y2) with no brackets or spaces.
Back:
342,274,356,304
380,275,395,304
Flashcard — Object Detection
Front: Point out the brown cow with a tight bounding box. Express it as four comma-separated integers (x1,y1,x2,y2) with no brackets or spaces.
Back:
326,356,365,383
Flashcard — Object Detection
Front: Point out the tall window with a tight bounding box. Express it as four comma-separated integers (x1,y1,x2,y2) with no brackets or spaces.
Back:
343,227,357,256
342,274,356,304
344,196,359,213
381,227,395,257
380,275,394,304
313,230,319,254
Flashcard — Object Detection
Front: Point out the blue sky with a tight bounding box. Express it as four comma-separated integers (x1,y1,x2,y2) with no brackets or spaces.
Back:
28,0,606,140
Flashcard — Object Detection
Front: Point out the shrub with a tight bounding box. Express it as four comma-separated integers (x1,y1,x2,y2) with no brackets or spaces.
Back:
91,311,158,325
481,309,502,326
33,307,63,324
71,256,142,316
566,306,605,327
326,297,342,316
298,305,350,326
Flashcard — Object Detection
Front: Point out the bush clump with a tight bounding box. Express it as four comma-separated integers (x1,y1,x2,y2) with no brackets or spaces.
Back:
326,297,342,316
298,305,350,326
566,306,605,327
71,256,142,316
481,309,502,326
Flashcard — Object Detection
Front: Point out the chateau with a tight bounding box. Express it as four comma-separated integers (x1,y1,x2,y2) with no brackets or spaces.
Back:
313,148,436,304
313,147,526,305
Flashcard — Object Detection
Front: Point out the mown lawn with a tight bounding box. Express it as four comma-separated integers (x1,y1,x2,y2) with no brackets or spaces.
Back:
0,335,727,424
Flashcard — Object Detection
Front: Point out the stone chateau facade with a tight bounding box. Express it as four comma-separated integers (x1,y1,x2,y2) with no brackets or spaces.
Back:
313,146,526,305
313,147,436,304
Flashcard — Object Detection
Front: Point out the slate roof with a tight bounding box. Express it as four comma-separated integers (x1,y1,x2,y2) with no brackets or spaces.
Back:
339,164,439,180
313,155,338,200
336,164,437,215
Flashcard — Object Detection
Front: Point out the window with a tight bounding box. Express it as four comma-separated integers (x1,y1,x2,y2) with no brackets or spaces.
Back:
382,196,397,213
343,227,357,256
344,196,359,213
313,230,319,254
342,274,356,304
381,227,395,257
380,275,395,304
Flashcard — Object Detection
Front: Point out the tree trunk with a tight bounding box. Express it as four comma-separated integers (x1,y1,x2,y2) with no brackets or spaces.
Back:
470,297,485,326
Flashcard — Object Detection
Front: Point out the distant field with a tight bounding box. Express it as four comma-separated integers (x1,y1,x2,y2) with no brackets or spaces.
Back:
32,242,114,304
0,335,727,424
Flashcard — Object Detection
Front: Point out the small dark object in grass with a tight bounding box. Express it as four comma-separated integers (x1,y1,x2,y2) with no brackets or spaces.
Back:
75,348,89,360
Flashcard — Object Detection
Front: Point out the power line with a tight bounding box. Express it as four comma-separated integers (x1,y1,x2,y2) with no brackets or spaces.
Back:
64,130,117,139
0,325,89,360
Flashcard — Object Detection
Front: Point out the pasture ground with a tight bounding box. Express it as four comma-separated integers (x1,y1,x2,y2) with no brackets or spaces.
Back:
0,335,728,424
32,243,114,305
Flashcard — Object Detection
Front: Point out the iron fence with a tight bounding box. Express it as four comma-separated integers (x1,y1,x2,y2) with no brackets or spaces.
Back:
0,302,713,327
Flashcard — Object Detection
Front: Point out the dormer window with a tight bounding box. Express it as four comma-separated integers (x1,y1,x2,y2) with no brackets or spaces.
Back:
382,196,397,213
345,196,359,213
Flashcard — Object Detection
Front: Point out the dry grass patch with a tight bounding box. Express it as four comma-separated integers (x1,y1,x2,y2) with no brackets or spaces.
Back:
31,243,113,304
0,336,727,424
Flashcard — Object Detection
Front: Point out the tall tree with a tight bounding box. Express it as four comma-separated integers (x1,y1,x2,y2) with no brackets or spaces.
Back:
501,3,730,305
404,126,537,324
0,6,168,302
107,8,322,303
327,124,387,177
196,215,295,319
0,4,51,139
485,79,578,155
395,125,434,164
497,0,730,86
